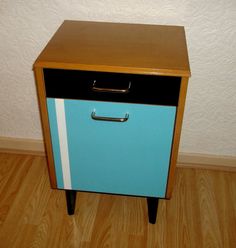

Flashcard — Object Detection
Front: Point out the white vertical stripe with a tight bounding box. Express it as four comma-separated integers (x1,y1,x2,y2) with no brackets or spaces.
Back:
55,99,72,189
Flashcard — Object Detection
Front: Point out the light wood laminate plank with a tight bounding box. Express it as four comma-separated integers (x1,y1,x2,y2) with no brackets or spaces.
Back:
0,153,235,247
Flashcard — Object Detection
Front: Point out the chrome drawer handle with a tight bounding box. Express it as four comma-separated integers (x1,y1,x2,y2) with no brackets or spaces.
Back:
92,81,131,94
91,111,129,122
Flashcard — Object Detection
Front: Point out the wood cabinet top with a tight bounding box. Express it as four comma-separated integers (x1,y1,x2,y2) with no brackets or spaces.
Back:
34,20,191,77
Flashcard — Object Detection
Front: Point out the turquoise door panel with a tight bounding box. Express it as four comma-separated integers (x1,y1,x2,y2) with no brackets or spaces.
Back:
47,98,176,198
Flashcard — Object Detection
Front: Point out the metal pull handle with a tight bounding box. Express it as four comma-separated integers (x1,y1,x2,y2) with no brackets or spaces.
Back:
92,81,131,94
91,111,129,122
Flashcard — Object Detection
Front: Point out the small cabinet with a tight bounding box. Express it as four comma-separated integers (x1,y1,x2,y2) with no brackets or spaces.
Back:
34,20,190,224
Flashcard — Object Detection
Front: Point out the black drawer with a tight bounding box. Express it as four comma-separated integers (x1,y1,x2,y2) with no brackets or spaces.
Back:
44,69,181,106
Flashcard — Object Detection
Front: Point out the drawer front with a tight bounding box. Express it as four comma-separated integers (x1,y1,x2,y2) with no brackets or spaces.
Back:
44,69,181,106
47,98,176,198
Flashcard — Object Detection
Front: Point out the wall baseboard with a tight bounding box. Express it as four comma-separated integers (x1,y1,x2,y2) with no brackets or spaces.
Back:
0,137,235,171
178,152,236,172
0,137,45,156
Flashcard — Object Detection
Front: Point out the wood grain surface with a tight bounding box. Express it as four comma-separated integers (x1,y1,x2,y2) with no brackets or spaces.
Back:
34,20,190,77
166,76,189,198
34,67,57,188
0,153,235,248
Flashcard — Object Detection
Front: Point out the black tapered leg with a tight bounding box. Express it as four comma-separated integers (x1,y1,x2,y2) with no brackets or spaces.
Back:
147,197,159,224
65,190,77,215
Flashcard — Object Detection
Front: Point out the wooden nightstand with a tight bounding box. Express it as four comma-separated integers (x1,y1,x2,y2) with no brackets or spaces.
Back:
34,20,190,224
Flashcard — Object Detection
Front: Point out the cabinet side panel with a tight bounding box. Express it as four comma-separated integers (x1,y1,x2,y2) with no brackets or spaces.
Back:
34,67,57,188
166,77,189,198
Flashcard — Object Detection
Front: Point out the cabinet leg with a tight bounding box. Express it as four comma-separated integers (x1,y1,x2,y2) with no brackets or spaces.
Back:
147,197,159,224
65,190,77,215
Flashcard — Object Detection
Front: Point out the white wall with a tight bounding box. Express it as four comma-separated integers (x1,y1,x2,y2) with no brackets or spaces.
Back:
0,0,235,156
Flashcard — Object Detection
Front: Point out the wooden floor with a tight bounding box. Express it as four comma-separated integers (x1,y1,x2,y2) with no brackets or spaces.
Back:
0,153,235,248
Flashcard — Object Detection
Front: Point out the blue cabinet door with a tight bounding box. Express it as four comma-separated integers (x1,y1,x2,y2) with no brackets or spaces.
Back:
47,98,176,198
